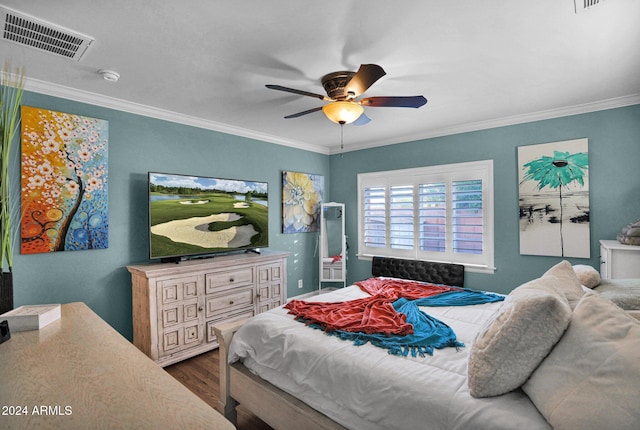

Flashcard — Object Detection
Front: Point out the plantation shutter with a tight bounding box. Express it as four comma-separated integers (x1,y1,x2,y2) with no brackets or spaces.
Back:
452,179,483,255
357,160,494,272
418,182,446,252
389,185,414,250
363,186,386,248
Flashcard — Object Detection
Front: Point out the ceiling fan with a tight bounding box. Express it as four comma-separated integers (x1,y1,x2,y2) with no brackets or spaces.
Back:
266,64,427,126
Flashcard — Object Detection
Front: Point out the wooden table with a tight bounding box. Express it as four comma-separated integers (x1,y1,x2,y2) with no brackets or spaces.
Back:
0,302,235,429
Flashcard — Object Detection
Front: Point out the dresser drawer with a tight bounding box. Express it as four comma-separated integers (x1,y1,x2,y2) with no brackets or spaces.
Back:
205,286,254,317
206,307,255,343
205,267,254,293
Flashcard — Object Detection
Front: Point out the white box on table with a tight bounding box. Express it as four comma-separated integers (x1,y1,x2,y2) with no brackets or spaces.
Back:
0,304,61,332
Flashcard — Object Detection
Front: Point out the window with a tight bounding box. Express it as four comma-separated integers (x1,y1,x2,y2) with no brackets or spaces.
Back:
357,160,494,273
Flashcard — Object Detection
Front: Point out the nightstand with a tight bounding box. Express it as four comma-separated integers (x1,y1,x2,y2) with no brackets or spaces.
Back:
599,240,640,279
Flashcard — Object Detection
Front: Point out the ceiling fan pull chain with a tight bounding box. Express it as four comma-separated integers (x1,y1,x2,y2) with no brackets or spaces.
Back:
340,121,345,158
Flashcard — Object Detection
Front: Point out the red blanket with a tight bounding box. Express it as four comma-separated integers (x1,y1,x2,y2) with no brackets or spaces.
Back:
355,277,460,300
284,278,460,335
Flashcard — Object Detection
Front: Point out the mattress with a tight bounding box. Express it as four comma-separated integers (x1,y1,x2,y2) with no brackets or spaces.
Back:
228,284,551,430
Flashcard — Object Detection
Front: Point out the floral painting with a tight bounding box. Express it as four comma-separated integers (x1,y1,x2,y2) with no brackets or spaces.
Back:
282,171,324,233
21,106,108,254
518,138,589,258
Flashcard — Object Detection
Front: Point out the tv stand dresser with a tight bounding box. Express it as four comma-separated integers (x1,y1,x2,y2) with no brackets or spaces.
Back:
127,250,288,366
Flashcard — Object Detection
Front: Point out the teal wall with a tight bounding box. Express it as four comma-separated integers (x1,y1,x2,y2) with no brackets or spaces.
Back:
8,89,640,339
330,104,640,295
11,91,329,339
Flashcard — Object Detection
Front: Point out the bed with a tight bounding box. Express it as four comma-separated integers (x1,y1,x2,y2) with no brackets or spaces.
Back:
213,257,640,430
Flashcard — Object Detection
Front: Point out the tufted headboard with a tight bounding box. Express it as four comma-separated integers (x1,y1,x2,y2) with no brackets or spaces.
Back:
371,256,464,287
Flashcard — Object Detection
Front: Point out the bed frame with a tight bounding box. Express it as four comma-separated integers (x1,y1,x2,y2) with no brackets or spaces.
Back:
212,257,464,429
371,256,464,287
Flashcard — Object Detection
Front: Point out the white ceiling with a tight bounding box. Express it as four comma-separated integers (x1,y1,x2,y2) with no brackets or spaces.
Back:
1,0,639,154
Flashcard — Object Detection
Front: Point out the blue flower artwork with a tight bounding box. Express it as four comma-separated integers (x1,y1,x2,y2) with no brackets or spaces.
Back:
518,138,590,258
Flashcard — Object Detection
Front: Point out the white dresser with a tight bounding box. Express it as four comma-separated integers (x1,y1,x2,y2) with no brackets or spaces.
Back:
599,240,640,279
127,250,288,366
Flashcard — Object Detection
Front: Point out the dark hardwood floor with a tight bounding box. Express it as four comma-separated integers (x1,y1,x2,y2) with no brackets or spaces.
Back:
165,349,273,430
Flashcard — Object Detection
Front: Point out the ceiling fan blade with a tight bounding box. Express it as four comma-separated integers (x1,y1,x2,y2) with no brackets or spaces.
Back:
344,64,386,97
360,96,427,108
353,112,371,126
266,84,328,100
283,106,323,119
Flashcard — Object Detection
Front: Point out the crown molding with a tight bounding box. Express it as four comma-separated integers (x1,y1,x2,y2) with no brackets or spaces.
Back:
22,77,637,157
331,93,640,154
22,77,331,155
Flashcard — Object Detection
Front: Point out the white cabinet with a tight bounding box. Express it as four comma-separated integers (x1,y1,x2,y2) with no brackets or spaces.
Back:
128,250,288,366
319,202,346,290
599,240,640,279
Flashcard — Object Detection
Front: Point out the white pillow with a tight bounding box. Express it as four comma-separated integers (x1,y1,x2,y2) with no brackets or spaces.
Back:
522,291,640,430
467,275,572,398
572,264,601,288
544,260,585,309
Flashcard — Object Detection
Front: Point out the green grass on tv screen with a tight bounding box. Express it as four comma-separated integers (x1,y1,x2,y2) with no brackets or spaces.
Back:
149,191,268,258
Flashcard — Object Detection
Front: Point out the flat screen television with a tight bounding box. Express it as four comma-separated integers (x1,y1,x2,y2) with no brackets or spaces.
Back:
148,172,268,261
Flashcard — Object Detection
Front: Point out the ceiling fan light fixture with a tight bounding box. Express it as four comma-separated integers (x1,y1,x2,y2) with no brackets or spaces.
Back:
322,101,364,125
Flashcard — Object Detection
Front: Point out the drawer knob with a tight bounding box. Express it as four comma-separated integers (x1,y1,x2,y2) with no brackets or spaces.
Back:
229,300,234,305
229,278,235,283
198,306,203,311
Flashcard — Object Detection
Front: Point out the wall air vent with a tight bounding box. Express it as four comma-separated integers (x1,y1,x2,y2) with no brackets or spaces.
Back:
574,0,608,14
1,6,93,61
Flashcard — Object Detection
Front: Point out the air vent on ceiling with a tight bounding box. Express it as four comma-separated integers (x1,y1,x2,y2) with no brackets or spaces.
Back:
1,6,93,61
574,0,608,13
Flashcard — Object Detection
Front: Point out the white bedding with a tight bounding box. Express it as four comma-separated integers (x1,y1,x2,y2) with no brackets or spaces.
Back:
228,285,551,430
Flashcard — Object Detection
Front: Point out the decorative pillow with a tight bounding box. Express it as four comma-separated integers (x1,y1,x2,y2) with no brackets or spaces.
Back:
522,291,640,430
467,275,572,398
544,260,585,309
572,264,601,288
